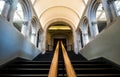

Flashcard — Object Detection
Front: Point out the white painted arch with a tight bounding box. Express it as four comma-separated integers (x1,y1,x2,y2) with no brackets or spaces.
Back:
40,6,80,29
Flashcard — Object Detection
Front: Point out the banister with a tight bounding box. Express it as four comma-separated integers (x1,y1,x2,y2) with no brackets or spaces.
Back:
61,41,77,77
48,41,59,77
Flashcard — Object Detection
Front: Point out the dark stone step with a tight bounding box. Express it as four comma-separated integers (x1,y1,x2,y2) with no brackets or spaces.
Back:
0,68,49,74
74,68,120,74
72,64,112,68
2,64,51,68
0,74,67,77
0,74,48,77
13,61,51,64
71,61,107,64
76,74,120,77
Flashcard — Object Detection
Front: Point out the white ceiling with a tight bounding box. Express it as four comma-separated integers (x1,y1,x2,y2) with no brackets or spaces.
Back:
31,0,88,29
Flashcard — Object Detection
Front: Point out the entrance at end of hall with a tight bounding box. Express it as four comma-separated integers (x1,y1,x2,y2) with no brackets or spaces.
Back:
53,38,67,51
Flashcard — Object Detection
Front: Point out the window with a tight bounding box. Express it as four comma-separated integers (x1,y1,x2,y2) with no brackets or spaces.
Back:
13,3,24,31
31,0,36,4
81,18,90,46
114,0,120,16
83,0,88,4
96,3,107,32
0,0,5,14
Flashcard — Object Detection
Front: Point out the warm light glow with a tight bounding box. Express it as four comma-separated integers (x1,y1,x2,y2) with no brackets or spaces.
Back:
48,26,71,30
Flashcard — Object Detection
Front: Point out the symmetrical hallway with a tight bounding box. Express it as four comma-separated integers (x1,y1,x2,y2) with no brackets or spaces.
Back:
1,0,120,77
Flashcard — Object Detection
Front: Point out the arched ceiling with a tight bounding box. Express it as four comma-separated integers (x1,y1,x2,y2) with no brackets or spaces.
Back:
31,0,88,29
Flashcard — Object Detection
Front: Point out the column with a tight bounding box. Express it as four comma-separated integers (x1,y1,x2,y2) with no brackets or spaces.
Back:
110,0,117,18
7,0,18,22
73,31,78,54
1,0,10,19
31,33,36,44
82,32,89,46
21,22,27,36
91,21,99,36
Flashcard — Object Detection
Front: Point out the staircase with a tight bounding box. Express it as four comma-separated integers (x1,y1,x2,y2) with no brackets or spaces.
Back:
0,52,54,77
67,51,120,77
0,50,120,77
58,48,66,77
0,51,66,77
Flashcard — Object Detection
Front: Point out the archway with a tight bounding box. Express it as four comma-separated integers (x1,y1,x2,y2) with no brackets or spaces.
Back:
80,17,91,46
13,2,24,32
12,0,32,37
46,21,74,52
88,0,107,38
96,3,107,32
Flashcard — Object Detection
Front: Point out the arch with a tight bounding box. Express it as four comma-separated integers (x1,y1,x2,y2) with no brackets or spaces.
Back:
32,16,43,31
80,16,91,46
18,0,32,21
30,16,41,46
40,7,79,29
12,0,32,34
48,21,72,30
31,16,39,28
44,18,75,31
87,0,102,37
88,0,102,23
80,16,89,30
39,6,80,20
45,19,74,51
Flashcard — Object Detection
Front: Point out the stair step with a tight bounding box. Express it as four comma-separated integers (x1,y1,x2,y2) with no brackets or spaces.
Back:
75,69,120,74
13,61,51,64
71,61,107,64
0,68,65,74
0,52,120,77
1,74,120,77
0,70,49,74
77,74,120,77
74,68,115,70
0,74,48,77
72,64,112,68
5,64,50,68
0,74,67,77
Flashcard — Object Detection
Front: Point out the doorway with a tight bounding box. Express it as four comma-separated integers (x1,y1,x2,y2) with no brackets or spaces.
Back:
53,38,67,51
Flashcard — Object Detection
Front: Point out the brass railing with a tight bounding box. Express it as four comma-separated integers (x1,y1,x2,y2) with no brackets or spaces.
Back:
48,41,59,77
61,41,77,77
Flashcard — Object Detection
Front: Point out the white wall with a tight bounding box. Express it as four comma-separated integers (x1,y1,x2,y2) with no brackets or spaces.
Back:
80,17,120,65
0,16,41,65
